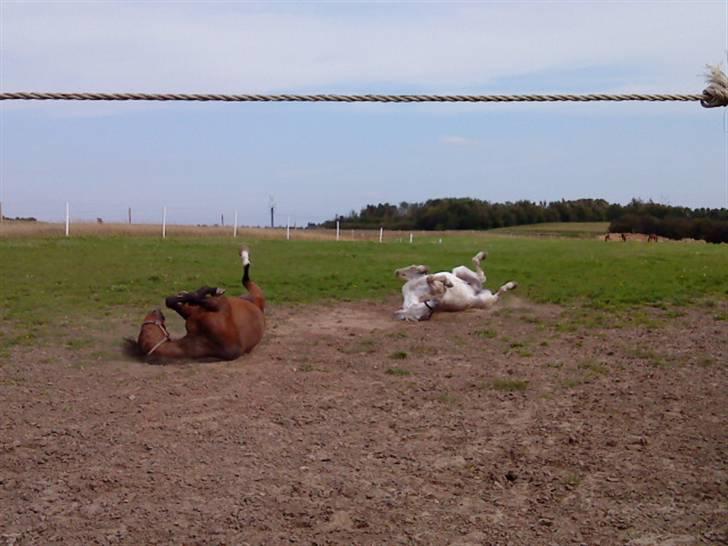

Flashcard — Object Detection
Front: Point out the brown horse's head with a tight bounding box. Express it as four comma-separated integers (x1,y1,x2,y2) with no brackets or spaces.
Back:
124,308,170,360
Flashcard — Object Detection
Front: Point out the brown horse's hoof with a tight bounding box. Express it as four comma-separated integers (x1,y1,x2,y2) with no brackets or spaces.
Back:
240,246,251,266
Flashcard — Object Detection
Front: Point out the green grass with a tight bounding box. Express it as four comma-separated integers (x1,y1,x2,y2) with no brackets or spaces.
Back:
0,234,727,332
491,378,529,392
488,222,609,238
339,338,377,355
577,360,609,376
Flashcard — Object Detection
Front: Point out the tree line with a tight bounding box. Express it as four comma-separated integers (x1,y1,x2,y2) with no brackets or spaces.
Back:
318,198,728,243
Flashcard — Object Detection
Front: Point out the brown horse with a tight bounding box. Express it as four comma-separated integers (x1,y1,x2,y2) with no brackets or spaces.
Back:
647,233,658,243
126,248,265,362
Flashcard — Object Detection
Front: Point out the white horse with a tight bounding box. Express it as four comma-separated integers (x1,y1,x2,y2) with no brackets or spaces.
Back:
394,251,517,321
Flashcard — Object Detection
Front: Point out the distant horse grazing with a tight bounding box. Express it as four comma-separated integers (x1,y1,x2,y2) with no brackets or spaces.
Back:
647,233,658,243
620,233,628,242
604,233,611,242
127,248,265,362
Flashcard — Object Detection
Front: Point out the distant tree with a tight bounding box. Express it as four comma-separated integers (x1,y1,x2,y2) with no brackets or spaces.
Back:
316,196,727,242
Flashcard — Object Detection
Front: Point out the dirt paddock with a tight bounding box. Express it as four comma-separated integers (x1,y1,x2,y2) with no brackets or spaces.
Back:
1,298,726,545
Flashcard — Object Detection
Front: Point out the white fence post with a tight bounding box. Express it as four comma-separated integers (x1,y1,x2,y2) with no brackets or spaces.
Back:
162,206,167,239
233,210,238,238
409,232,413,244
65,201,70,237
379,226,383,243
336,220,340,241
286,216,291,240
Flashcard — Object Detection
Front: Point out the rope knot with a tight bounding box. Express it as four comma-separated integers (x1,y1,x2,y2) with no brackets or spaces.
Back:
701,65,728,108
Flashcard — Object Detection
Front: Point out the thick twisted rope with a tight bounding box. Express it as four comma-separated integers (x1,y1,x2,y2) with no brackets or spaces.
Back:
0,91,707,104
1,66,725,107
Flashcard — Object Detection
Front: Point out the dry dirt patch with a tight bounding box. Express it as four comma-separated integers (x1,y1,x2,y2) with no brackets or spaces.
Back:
1,298,726,545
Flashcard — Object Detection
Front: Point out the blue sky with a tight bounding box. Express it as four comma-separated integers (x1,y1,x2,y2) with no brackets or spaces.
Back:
1,1,726,226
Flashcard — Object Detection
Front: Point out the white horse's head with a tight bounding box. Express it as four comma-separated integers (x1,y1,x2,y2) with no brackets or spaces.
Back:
395,264,429,281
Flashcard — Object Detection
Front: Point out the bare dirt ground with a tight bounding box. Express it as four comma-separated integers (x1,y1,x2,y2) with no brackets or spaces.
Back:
1,298,726,545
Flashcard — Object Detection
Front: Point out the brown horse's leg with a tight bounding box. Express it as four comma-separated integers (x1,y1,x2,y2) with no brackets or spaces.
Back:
165,286,224,318
241,248,265,311
192,286,225,298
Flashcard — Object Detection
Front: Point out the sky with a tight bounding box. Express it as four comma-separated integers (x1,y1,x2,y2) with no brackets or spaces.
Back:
1,0,726,226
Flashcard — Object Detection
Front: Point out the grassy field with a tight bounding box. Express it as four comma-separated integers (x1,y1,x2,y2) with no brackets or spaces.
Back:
1,220,609,240
488,222,609,238
1,233,727,333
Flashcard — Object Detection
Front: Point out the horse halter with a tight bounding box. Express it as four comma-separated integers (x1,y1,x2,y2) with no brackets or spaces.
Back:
423,300,436,319
142,320,171,356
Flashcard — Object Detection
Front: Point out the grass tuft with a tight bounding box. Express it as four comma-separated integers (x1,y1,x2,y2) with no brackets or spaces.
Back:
491,378,529,392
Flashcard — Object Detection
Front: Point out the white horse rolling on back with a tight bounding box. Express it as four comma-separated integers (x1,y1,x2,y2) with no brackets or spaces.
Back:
394,251,517,321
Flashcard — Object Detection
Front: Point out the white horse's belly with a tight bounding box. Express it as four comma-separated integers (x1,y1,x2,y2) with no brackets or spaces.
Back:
437,275,477,311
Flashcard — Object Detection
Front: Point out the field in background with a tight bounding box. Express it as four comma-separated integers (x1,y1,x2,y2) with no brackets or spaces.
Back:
1,220,613,241
488,222,609,238
1,233,727,339
0,221,455,242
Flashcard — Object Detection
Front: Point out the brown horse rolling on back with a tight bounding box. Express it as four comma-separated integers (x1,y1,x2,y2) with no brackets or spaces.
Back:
127,248,265,362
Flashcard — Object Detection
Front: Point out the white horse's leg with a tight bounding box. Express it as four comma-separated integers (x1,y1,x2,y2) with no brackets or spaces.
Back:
452,266,481,291
451,251,487,292
495,281,517,296
471,250,487,285
473,281,518,308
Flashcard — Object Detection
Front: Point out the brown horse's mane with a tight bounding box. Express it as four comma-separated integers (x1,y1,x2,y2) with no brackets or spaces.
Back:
122,337,146,361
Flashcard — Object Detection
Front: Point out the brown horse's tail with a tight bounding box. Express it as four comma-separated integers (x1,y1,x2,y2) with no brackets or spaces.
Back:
241,248,265,312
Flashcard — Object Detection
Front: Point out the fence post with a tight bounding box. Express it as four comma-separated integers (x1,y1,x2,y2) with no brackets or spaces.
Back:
233,210,238,238
409,232,413,244
286,216,291,240
162,206,167,239
336,220,340,241
128,207,132,224
65,202,70,237
379,226,383,243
